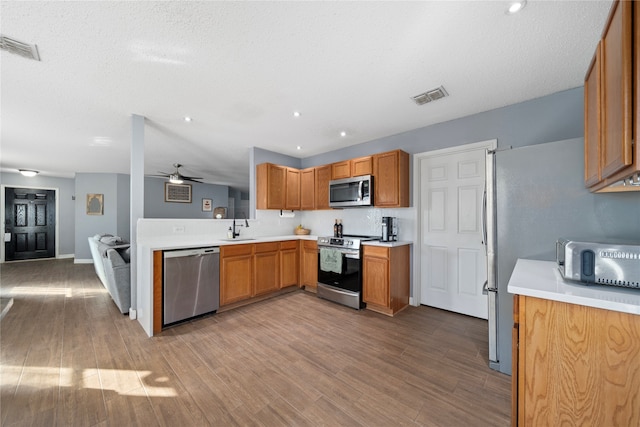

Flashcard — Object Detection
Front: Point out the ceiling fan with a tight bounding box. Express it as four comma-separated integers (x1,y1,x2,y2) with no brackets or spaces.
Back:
152,163,203,184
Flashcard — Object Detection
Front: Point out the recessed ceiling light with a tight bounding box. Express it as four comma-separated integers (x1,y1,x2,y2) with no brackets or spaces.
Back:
296,146,301,150
293,111,301,117
340,131,347,137
184,116,192,122
506,1,526,14
19,169,39,177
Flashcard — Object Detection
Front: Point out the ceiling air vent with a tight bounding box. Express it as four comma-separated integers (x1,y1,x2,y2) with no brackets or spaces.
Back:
0,34,40,61
412,86,448,106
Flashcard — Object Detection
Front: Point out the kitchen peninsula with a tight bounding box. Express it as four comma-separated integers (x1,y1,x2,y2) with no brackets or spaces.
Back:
136,217,412,337
508,259,640,426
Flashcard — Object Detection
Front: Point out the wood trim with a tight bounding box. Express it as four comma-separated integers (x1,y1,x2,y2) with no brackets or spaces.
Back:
511,294,519,427
153,250,163,335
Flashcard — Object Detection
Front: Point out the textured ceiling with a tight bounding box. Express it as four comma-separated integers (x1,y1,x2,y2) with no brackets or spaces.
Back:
1,1,613,191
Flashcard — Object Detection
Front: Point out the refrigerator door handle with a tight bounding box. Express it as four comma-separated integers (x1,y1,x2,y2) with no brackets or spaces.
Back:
481,188,487,246
482,280,488,295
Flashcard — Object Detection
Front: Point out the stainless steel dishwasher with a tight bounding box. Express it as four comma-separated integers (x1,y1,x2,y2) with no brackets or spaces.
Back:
163,247,220,326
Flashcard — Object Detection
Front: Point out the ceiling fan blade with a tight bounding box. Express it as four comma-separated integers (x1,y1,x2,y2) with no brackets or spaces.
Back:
183,177,203,183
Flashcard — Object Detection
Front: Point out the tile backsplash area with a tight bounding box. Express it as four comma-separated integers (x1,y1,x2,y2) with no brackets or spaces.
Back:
300,208,416,241
136,207,416,242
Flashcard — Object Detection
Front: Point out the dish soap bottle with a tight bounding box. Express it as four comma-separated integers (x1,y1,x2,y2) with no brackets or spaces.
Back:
334,219,339,237
227,226,233,239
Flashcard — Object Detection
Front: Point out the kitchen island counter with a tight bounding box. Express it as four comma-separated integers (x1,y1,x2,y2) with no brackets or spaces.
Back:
137,233,318,337
507,258,640,315
138,233,317,252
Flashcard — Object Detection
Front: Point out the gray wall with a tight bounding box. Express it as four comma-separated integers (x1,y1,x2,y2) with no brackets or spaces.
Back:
300,87,584,166
75,173,130,261
1,172,76,257
143,177,229,219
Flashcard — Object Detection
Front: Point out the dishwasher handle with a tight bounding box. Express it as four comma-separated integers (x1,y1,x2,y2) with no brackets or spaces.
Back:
164,247,220,259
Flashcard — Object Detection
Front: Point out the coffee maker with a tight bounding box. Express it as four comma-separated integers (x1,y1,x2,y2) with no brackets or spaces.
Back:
381,216,398,242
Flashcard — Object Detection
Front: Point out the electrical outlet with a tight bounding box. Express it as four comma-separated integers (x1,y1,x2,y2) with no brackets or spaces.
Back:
173,226,185,233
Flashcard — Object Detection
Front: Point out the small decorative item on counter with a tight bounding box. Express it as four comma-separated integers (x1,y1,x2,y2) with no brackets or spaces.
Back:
337,219,343,238
294,224,311,235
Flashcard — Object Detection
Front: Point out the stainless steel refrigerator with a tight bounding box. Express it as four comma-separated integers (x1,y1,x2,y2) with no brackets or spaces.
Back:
485,137,640,375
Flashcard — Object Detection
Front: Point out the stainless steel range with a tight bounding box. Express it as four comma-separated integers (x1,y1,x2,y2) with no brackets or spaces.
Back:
317,235,376,309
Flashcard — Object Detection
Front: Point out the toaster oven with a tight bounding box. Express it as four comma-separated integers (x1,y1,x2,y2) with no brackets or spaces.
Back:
556,238,640,288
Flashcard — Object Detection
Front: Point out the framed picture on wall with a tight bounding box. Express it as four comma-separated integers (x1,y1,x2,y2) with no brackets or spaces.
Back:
202,198,212,212
86,193,104,215
164,183,192,203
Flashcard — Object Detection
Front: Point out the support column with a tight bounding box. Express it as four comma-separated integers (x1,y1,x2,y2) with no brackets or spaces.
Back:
130,114,145,318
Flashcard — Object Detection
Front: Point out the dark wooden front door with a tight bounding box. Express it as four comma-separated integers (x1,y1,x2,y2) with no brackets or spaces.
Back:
4,188,56,261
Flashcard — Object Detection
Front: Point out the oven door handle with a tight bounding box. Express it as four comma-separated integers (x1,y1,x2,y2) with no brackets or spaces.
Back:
318,249,360,259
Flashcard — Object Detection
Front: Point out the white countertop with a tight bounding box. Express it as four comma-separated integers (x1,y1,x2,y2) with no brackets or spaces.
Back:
362,240,412,247
138,234,318,251
508,259,640,315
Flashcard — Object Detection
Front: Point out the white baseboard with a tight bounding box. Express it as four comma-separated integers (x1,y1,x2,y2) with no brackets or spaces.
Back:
58,254,74,259
129,309,137,320
74,258,93,264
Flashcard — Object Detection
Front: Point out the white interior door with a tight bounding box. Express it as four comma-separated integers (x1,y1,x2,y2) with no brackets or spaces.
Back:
418,143,491,319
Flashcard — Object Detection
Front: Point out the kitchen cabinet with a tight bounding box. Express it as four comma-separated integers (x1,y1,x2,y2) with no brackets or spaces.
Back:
315,165,331,210
300,240,318,290
351,156,372,176
362,244,410,316
331,156,372,179
256,163,301,209
285,167,301,210
584,43,602,187
256,163,286,209
584,0,640,192
300,168,315,210
280,240,299,287
254,242,280,296
331,160,351,180
373,149,410,207
220,244,254,306
512,294,640,426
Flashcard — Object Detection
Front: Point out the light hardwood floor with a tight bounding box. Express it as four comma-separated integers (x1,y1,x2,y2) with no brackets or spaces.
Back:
0,259,511,426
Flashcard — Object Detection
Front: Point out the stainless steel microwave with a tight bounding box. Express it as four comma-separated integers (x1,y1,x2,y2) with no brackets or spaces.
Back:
329,175,373,208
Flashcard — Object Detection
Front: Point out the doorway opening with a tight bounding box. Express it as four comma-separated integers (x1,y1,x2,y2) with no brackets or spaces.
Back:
3,187,57,262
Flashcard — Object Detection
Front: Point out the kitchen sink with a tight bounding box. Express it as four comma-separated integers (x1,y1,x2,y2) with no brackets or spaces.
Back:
220,238,256,241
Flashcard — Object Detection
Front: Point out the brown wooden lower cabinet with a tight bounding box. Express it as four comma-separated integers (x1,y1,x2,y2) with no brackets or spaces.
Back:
280,240,299,288
300,240,318,291
254,242,279,296
220,244,254,306
513,294,640,426
362,244,410,316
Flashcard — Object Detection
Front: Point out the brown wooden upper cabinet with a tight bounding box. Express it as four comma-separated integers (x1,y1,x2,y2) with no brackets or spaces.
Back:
584,0,640,192
351,156,373,176
331,160,351,180
373,150,410,207
300,167,315,210
256,163,301,210
256,149,409,210
314,165,331,210
285,167,300,210
331,156,373,180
